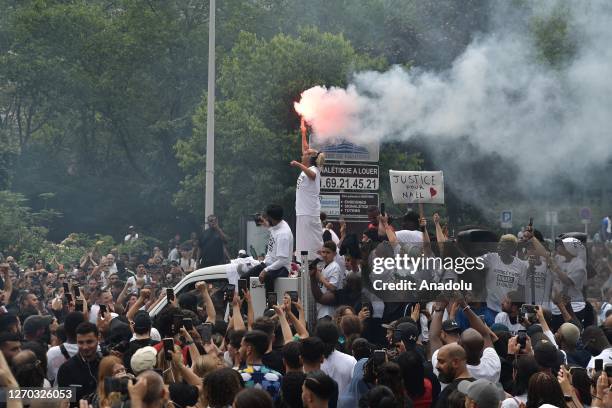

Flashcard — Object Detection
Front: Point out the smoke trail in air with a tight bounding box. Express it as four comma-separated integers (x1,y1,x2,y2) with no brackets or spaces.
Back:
295,1,612,213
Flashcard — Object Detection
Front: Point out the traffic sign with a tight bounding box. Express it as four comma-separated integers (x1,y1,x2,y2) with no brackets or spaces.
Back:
320,193,379,219
320,163,379,191
500,210,512,229
311,139,380,162
579,207,592,224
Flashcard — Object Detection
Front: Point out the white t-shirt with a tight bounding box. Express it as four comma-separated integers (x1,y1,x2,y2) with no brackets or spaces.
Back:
47,342,78,383
395,229,423,253
264,220,294,271
317,261,342,319
525,260,553,305
179,257,196,271
483,253,528,312
168,248,180,262
295,166,321,216
124,233,139,242
126,274,151,294
467,347,501,383
501,395,527,408
494,312,526,335
321,350,357,395
326,228,340,244
550,256,586,314
600,302,612,325
587,348,612,370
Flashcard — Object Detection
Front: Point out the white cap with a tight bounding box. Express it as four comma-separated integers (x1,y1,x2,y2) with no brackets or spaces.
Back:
130,346,157,375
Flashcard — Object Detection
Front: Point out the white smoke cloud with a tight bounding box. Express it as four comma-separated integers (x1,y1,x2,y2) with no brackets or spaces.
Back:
299,0,612,211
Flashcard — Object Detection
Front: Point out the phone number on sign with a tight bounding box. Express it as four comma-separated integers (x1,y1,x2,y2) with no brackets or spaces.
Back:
3,388,75,401
321,177,378,190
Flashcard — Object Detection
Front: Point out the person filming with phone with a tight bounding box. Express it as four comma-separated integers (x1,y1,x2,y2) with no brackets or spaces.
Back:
243,204,294,294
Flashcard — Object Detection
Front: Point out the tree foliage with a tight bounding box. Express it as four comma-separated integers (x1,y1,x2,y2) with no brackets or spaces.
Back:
0,0,575,250
175,29,404,247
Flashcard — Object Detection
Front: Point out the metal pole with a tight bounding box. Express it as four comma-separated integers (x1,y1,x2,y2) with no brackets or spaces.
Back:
204,0,216,223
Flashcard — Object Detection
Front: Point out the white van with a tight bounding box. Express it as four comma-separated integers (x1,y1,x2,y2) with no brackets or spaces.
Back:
148,263,311,321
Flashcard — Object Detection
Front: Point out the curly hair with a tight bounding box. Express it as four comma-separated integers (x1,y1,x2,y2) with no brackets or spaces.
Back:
202,368,243,407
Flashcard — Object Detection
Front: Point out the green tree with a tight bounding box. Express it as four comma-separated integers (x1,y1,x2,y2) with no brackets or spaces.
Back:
177,29,419,250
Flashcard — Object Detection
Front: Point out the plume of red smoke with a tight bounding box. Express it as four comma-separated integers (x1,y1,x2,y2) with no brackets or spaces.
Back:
294,85,362,141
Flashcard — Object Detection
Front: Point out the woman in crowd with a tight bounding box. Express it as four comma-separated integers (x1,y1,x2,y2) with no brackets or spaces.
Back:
93,356,130,408
397,351,433,408
525,372,568,408
500,355,539,408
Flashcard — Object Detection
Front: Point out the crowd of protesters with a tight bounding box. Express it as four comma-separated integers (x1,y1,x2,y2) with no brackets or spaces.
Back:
0,149,611,408
0,211,612,408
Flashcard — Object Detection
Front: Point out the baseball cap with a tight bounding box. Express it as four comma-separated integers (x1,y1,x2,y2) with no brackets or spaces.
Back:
132,310,152,332
442,319,461,333
381,320,397,330
130,346,158,375
238,249,247,258
457,379,505,408
526,324,543,338
490,323,509,333
23,315,54,336
393,322,419,346
382,316,413,330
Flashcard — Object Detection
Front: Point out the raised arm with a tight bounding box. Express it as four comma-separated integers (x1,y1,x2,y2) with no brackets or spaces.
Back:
287,303,309,338
116,280,132,307
171,348,201,388
243,289,254,330
290,160,317,180
421,217,433,257
309,267,336,305
273,305,294,344
196,281,216,323
429,301,446,355
433,213,447,254
301,118,309,154
459,298,496,348
127,289,150,322
232,293,246,332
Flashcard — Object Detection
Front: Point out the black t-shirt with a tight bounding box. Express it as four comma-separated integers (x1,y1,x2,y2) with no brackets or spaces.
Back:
263,349,285,374
56,354,101,404
434,377,475,408
123,337,160,373
199,228,226,267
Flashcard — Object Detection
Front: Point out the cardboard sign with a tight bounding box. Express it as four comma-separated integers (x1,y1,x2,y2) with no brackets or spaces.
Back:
389,170,444,204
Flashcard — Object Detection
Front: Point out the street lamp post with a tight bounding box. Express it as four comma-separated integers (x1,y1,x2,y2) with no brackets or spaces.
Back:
204,0,216,224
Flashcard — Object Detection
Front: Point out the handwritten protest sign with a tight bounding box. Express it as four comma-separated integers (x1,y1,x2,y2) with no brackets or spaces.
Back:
389,170,444,204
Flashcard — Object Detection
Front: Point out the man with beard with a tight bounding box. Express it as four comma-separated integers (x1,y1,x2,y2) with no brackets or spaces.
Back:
57,322,102,404
18,292,40,322
433,343,474,408
22,315,56,349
